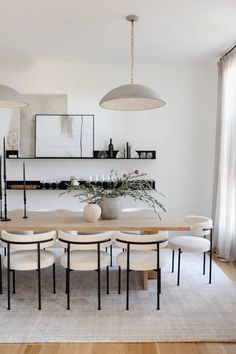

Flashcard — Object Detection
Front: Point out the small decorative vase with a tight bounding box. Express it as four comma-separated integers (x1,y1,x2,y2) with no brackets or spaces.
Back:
99,197,122,220
83,204,101,222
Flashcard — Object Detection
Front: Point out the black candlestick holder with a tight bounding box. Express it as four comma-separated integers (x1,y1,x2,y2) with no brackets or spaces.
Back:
1,138,11,222
23,203,28,219
22,162,28,219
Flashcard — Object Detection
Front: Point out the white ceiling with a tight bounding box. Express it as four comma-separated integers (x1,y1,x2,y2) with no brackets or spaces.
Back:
0,0,236,62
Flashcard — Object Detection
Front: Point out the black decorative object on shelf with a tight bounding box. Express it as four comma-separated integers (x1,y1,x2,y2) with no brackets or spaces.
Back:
1,137,11,222
22,162,28,219
6,150,18,158
93,150,156,159
58,181,68,190
51,182,57,190
108,138,114,158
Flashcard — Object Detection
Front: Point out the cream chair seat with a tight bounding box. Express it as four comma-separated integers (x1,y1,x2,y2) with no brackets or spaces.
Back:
59,231,113,310
3,249,55,271
115,232,168,310
169,236,210,253
168,215,213,285
1,230,57,310
117,250,166,271
61,250,110,270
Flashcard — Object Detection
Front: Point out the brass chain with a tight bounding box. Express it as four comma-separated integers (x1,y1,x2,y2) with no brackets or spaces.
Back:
131,19,135,85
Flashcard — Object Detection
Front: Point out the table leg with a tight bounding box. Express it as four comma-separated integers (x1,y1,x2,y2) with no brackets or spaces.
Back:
143,230,159,290
143,271,148,290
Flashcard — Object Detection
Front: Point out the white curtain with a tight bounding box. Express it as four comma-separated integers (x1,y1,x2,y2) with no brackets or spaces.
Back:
213,50,236,261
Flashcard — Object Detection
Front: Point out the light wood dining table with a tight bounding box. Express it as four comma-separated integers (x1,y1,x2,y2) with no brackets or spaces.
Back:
0,209,191,289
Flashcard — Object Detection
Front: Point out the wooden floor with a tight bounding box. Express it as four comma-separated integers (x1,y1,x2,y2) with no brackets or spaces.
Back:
0,343,236,354
0,254,235,354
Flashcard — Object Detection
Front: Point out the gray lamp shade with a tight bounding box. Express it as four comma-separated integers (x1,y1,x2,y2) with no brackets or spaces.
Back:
99,84,166,111
0,84,28,108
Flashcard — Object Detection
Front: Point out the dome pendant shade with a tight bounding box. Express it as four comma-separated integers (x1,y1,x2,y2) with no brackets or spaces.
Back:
99,15,166,111
100,83,165,111
0,84,28,108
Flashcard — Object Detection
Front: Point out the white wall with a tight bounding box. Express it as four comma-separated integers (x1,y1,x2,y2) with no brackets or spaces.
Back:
0,61,217,216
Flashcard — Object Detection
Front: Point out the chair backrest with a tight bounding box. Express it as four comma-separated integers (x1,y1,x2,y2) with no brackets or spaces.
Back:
184,215,213,236
58,231,113,250
1,231,57,250
115,232,168,250
6,230,34,235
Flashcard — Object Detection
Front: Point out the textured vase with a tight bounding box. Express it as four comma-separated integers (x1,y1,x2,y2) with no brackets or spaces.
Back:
83,204,101,222
99,197,122,219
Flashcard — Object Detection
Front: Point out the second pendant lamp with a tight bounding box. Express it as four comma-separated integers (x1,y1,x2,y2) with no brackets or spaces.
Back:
99,15,166,111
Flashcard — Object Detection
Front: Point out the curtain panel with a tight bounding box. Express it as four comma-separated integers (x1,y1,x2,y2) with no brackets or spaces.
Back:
213,50,236,260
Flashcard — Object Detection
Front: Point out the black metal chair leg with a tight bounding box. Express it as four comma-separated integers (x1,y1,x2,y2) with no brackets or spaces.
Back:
177,248,181,286
203,252,206,275
209,251,212,284
126,266,129,310
53,263,56,294
98,267,101,310
7,246,10,310
12,270,16,294
209,229,213,284
38,268,41,310
67,268,70,310
65,269,68,294
156,269,160,310
126,244,130,310
171,250,175,273
106,266,109,294
118,266,121,294
37,244,41,310
110,245,112,267
158,268,161,294
0,254,2,294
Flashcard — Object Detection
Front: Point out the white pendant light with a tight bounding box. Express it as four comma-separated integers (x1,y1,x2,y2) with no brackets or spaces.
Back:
100,15,166,111
0,84,28,108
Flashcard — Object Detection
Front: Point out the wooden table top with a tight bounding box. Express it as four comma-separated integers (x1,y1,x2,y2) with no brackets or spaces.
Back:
0,210,191,232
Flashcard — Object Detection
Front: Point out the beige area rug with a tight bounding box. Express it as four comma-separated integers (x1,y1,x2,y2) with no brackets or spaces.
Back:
0,249,236,343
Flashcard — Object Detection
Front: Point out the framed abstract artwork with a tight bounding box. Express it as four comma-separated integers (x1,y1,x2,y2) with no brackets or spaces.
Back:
35,114,94,158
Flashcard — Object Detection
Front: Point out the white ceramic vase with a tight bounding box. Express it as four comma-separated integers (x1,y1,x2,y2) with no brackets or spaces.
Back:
83,204,101,222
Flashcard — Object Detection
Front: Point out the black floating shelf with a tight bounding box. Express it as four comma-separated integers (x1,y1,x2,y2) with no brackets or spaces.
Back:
6,179,156,191
6,150,156,160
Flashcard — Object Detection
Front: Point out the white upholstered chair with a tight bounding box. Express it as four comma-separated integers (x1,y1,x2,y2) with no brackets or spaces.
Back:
0,230,57,310
0,229,36,295
115,232,168,310
168,215,213,285
58,231,113,310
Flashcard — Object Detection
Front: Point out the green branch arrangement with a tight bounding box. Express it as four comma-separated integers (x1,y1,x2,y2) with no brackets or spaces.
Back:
62,170,166,219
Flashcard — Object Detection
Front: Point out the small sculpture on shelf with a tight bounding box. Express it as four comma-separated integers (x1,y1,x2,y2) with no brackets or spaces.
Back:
6,129,18,158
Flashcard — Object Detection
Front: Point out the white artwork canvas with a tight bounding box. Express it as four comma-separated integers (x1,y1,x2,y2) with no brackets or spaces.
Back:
35,115,94,158
20,94,68,157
